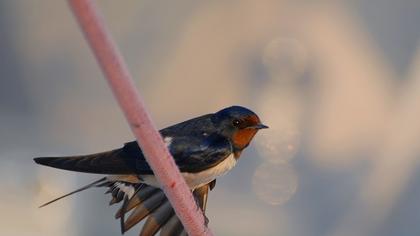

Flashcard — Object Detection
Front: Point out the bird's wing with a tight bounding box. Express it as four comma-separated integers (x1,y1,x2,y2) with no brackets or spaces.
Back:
166,134,232,173
34,133,232,175
33,148,147,174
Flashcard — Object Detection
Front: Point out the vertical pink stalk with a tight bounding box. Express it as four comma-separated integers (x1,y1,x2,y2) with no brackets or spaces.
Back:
67,0,213,235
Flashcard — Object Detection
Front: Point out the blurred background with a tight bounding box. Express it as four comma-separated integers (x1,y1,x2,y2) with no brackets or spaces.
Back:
1,0,420,235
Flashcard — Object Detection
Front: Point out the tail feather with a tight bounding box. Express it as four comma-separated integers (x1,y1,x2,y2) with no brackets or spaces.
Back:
115,185,158,219
39,177,107,208
123,191,166,232
38,176,216,235
139,201,174,236
159,215,184,236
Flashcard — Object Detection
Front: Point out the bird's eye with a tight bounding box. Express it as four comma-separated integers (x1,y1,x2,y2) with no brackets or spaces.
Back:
232,119,241,127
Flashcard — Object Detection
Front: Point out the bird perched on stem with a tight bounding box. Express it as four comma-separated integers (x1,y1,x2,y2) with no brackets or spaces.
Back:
34,105,268,236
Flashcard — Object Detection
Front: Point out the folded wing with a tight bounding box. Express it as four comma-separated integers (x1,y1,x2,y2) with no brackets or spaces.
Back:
34,133,232,175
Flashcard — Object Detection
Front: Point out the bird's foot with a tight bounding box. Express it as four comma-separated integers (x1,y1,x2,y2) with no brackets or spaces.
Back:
193,197,209,226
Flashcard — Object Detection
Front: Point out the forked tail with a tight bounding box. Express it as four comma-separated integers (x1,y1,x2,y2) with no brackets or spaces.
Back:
39,177,107,208
39,177,214,236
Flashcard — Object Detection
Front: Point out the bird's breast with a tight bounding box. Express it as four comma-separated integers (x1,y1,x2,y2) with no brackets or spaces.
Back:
182,153,237,189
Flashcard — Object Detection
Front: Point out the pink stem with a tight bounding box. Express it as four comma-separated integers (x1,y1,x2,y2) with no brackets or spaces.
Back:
67,0,213,235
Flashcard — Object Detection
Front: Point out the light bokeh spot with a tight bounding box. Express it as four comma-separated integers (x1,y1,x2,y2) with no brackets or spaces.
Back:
255,127,299,164
255,83,302,163
252,162,298,205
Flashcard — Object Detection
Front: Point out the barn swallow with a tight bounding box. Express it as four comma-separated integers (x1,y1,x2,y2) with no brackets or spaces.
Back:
34,105,268,236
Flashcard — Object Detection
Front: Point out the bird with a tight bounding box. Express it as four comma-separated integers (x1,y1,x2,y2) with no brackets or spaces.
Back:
34,105,268,236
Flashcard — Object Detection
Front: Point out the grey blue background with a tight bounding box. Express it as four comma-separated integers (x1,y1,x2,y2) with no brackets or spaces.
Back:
1,1,420,235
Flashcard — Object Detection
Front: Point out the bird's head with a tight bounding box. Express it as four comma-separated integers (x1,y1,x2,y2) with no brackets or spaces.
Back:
212,106,268,151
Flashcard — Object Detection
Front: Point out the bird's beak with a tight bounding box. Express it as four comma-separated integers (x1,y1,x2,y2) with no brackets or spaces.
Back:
251,123,269,130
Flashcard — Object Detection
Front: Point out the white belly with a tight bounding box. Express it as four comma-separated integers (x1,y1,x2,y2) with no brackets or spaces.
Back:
140,154,237,189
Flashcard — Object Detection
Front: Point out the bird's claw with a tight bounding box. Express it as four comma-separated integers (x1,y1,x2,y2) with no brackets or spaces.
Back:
193,197,209,226
203,214,209,226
